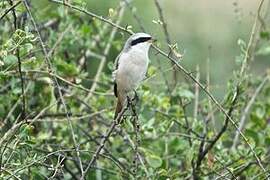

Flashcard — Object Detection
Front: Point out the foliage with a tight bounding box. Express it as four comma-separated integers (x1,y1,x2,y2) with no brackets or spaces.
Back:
0,0,270,179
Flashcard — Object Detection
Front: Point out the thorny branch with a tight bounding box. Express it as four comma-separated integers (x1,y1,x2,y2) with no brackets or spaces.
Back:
152,0,192,147
1,0,269,179
48,0,269,176
80,106,129,179
7,0,26,120
232,74,269,149
192,87,240,178
153,0,178,87
23,0,84,176
85,2,126,102
0,0,22,21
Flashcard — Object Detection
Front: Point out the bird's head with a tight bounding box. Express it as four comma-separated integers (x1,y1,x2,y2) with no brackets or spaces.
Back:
124,33,155,53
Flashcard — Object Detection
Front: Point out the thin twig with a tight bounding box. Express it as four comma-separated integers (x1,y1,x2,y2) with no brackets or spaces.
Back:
16,49,26,120
23,0,84,176
77,125,134,176
193,87,239,178
48,24,73,57
240,0,265,76
214,155,236,179
153,0,192,146
6,0,26,120
2,84,30,129
5,70,112,96
27,109,109,123
123,0,146,32
153,0,178,87
194,65,200,120
80,106,128,179
124,0,173,96
49,0,130,33
48,0,268,175
0,0,21,20
206,49,216,132
232,75,269,149
84,2,125,102
122,129,149,177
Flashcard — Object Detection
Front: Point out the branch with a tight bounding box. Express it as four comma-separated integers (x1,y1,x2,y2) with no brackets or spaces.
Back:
123,0,146,32
0,0,21,21
193,87,240,178
152,0,192,146
239,0,265,76
205,49,216,132
193,65,200,120
16,49,26,120
49,0,130,34
5,70,112,96
80,106,128,179
48,0,268,175
48,24,73,57
154,0,179,87
232,75,269,149
23,0,84,176
7,0,26,120
84,2,126,102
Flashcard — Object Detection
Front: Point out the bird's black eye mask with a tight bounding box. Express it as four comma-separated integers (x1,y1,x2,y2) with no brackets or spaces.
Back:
131,37,152,46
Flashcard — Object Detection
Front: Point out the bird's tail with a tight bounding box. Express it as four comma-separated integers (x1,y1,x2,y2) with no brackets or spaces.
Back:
114,92,126,122
114,98,122,120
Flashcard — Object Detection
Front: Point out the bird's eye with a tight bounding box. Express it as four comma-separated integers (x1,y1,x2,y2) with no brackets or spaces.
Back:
131,37,152,46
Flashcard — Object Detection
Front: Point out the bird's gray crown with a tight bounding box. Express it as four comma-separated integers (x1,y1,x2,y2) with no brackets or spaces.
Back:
123,33,152,51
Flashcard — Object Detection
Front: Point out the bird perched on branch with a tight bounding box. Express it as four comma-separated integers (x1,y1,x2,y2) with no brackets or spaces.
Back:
113,33,155,120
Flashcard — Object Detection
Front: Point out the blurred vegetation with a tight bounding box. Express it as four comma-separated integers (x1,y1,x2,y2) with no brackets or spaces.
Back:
0,0,270,179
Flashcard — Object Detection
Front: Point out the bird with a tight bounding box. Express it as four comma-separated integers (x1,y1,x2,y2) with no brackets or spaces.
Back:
113,32,155,120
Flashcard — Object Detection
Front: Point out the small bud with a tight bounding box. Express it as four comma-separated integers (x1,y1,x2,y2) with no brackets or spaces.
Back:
108,8,114,17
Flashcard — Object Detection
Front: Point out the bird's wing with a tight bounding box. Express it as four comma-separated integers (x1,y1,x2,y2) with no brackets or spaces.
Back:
112,52,122,97
112,52,121,80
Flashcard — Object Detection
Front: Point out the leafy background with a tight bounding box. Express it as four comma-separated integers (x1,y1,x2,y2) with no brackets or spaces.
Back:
0,0,270,179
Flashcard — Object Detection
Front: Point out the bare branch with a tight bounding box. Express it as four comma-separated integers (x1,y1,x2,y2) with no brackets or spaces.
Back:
0,0,21,21
193,65,200,120
23,0,84,176
48,0,268,175
80,105,129,179
232,74,269,149
84,3,126,102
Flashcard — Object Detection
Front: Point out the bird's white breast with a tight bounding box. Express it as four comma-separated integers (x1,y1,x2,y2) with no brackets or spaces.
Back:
115,48,149,93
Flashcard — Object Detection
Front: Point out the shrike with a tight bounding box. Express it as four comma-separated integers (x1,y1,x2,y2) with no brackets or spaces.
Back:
113,33,154,119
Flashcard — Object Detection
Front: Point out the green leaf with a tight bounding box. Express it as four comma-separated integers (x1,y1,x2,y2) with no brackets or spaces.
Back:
260,31,270,39
169,137,189,153
81,24,92,36
256,45,270,56
265,137,270,146
23,43,33,52
55,58,78,77
157,169,168,177
255,105,265,119
245,129,260,145
19,124,34,137
148,65,157,76
146,154,162,168
173,87,194,100
3,55,17,65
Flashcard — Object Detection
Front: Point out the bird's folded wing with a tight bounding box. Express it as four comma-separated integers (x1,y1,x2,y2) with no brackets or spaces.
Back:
112,52,121,81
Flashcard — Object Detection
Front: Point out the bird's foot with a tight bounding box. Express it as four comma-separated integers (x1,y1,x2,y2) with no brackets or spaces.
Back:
131,90,139,105
127,95,137,117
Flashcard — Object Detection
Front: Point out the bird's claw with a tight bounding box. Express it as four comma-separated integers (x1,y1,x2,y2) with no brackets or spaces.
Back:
132,90,139,105
127,93,138,117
